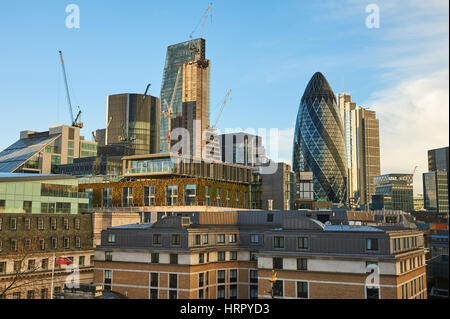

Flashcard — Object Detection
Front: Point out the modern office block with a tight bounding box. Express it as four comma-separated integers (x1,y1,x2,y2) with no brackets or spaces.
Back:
220,132,266,167
293,72,347,204
374,174,414,212
423,171,449,215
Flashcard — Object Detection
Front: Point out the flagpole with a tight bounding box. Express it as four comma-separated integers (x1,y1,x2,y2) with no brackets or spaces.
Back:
50,252,55,299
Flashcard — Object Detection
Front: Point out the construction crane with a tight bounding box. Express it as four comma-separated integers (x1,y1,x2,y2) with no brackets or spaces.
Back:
410,165,419,184
162,67,182,152
92,116,112,142
58,50,83,128
210,89,231,129
189,3,212,68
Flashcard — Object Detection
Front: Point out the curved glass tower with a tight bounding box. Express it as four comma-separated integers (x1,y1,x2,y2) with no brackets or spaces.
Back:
293,72,348,204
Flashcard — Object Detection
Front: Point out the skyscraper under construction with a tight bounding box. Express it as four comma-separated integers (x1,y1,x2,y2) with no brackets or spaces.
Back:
160,38,210,157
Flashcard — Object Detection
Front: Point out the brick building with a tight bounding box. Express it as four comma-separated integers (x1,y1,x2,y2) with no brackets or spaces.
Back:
94,211,427,299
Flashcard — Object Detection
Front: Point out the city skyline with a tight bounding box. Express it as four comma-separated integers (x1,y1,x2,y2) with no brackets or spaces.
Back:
0,1,448,197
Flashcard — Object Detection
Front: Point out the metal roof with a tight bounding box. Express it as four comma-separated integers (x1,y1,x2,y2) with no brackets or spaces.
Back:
0,172,75,182
324,225,384,232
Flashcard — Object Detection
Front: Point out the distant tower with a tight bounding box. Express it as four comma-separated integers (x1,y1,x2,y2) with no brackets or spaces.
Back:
293,72,348,204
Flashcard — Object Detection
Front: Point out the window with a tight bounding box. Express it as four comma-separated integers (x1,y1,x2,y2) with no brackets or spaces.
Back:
273,280,283,297
185,184,196,206
90,255,94,266
297,281,308,298
63,218,69,230
198,273,204,287
12,292,21,299
0,201,4,213
172,234,181,246
10,218,17,230
63,237,70,249
229,285,237,299
169,274,177,289
27,290,35,299
229,251,237,261
205,186,211,206
104,270,112,291
267,213,274,222
28,259,35,271
216,188,222,206
250,270,258,283
0,217,2,231
235,191,240,207
166,185,178,206
170,254,178,264
151,253,159,264
25,218,31,230
217,234,225,243
23,201,32,214
274,236,284,249
41,259,48,270
144,186,156,206
123,187,133,207
25,238,32,250
226,189,231,207
0,262,6,274
150,289,158,299
250,252,258,261
199,253,205,264
229,234,237,243
217,270,226,283
195,235,201,245
38,218,44,230
102,188,113,208
198,289,204,299
217,286,225,299
74,218,80,230
153,234,161,245
250,234,259,244
151,273,158,287
0,240,3,252
229,269,237,283
13,260,21,272
105,251,113,261
250,285,258,299
366,286,380,299
169,290,177,299
78,256,85,267
297,258,308,271
218,251,225,261
202,234,209,244
51,237,58,249
108,233,116,243
75,237,81,248
298,237,309,249
11,239,18,251
366,239,379,251
273,257,283,270
51,218,57,230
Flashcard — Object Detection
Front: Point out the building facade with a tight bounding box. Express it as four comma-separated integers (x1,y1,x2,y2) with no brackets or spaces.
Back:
260,162,295,211
338,94,380,208
0,125,97,174
93,211,427,299
220,132,266,167
106,93,161,156
374,174,414,212
423,171,449,215
293,72,347,204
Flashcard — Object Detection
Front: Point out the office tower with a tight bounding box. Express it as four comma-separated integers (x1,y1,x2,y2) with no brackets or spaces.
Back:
373,174,414,212
220,132,266,167
0,125,97,174
423,171,449,215
428,147,449,172
105,93,161,155
338,93,380,208
261,162,295,210
160,38,210,157
293,72,347,204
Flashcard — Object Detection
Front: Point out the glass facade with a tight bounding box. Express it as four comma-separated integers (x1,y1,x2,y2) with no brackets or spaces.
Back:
293,72,348,203
423,171,449,214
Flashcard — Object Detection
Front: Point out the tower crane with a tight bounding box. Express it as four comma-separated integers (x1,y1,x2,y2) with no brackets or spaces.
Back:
58,51,83,128
162,67,182,152
210,89,231,129
189,3,212,68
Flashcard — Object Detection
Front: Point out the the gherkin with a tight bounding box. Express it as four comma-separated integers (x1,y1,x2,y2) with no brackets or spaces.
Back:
293,72,348,204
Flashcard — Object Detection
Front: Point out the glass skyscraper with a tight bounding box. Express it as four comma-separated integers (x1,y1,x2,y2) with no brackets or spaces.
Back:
293,72,347,204
160,38,210,156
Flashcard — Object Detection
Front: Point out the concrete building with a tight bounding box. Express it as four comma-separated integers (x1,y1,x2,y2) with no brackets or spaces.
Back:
0,125,97,174
338,93,380,209
373,174,414,212
260,162,295,211
106,93,161,156
93,210,427,299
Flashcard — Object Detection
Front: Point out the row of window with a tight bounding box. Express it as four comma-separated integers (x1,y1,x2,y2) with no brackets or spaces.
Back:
273,257,308,271
0,236,83,252
0,217,81,231
399,255,424,273
401,275,426,299
392,236,420,252
273,236,309,249
0,255,93,274
271,280,309,298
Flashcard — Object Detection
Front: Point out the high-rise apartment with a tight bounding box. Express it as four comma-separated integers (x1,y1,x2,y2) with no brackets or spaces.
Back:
293,72,347,204
105,93,160,156
338,93,380,208
160,38,210,157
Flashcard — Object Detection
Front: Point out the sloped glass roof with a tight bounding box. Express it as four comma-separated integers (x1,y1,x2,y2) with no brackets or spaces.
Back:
0,134,60,172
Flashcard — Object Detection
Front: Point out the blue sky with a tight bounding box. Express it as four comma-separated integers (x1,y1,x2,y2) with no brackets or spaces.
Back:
0,0,448,195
